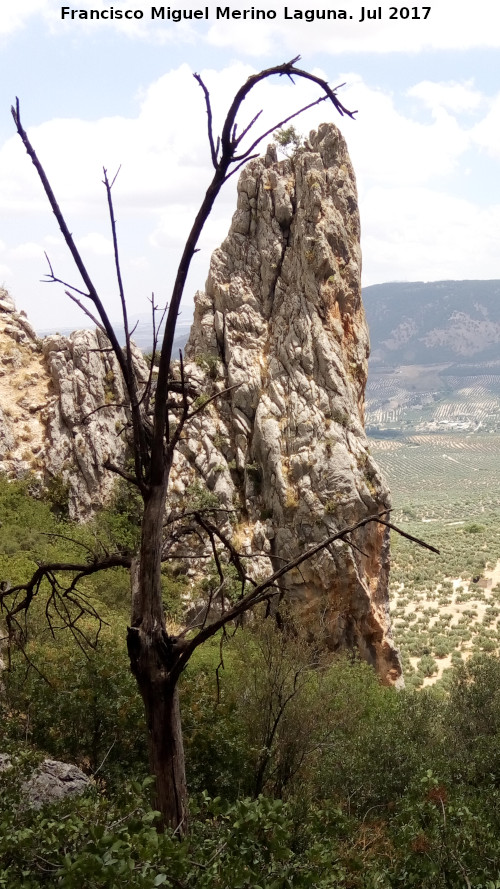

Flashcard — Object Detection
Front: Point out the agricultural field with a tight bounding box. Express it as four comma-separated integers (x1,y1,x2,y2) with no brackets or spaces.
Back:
370,431,500,688
366,367,500,433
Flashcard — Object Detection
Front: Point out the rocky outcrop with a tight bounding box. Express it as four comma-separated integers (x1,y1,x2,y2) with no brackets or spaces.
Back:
0,290,48,473
0,288,147,520
41,331,147,519
0,125,400,682
23,758,90,809
0,754,90,808
181,124,401,684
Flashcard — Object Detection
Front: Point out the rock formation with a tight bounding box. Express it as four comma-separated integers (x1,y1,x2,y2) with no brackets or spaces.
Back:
0,124,401,682
0,289,147,519
181,124,401,684
0,754,90,808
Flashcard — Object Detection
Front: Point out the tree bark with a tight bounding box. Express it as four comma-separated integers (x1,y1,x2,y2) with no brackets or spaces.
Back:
127,477,188,834
127,624,188,833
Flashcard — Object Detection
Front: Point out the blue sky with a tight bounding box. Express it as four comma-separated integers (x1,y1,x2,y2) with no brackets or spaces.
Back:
1,1,499,330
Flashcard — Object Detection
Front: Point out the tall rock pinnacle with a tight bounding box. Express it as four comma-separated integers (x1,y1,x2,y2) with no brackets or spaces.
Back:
183,123,402,684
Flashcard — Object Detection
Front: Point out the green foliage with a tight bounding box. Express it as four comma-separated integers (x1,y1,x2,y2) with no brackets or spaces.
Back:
417,654,438,677
185,479,220,510
5,466,500,887
444,654,500,784
4,624,147,785
94,475,143,555
464,521,485,534
195,352,220,380
46,472,71,518
4,619,500,887
0,475,62,558
273,125,303,157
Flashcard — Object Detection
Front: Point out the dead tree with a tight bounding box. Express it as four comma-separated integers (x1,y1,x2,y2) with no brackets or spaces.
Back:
3,58,437,833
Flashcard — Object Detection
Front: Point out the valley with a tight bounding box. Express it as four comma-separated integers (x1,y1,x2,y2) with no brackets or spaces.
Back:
367,379,500,686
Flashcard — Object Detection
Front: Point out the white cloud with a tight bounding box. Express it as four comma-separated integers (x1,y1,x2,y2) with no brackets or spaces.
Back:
338,75,474,191
361,187,500,284
472,95,500,159
76,232,113,256
2,63,499,327
0,0,48,36
204,0,500,55
10,241,45,260
408,80,484,115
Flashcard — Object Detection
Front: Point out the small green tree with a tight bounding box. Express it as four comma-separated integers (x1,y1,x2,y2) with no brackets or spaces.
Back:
273,124,303,156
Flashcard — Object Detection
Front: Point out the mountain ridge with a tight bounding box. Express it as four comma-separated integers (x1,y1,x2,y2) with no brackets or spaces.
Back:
363,279,500,366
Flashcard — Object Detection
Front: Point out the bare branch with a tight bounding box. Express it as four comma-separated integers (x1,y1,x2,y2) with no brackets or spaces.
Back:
173,510,436,673
11,99,130,389
103,458,141,488
65,292,106,332
233,109,263,147
153,58,355,485
193,73,218,167
230,94,328,165
185,382,242,422
375,518,440,554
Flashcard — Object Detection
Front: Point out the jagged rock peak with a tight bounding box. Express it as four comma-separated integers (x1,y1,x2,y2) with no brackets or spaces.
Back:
182,123,401,684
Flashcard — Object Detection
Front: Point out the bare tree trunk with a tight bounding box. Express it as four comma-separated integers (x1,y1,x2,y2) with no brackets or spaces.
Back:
127,480,188,834
127,624,188,832
127,621,188,833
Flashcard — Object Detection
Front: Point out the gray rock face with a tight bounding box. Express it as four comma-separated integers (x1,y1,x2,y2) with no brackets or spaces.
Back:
0,754,89,807
22,758,90,809
182,124,401,684
42,330,147,519
0,290,147,520
0,127,400,682
0,753,12,772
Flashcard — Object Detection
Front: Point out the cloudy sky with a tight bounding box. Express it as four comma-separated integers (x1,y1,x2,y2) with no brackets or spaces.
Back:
0,0,499,330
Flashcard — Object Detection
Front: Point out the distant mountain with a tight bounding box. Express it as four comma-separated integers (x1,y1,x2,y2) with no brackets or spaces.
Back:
363,280,500,366
362,280,500,434
38,305,195,356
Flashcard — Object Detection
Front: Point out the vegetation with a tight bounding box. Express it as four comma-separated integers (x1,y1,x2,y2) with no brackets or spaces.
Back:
273,125,304,157
365,428,500,692
2,477,500,886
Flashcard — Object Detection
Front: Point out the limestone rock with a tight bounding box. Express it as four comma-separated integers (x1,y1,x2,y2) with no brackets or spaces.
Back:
42,330,147,519
182,124,401,684
0,754,90,808
22,758,90,808
0,753,11,773
0,289,147,520
0,126,400,682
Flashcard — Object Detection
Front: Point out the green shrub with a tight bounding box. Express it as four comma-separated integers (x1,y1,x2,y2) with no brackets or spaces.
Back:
4,625,146,785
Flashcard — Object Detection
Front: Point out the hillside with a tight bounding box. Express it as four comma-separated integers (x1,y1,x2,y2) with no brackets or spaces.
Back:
362,280,500,688
363,279,500,365
363,280,500,434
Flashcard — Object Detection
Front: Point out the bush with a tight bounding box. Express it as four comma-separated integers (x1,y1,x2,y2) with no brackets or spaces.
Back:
4,625,146,785
445,653,500,784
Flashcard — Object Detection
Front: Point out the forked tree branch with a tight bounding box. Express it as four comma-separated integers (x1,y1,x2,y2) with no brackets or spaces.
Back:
172,510,437,678
1,509,437,678
12,58,355,496
11,99,129,390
